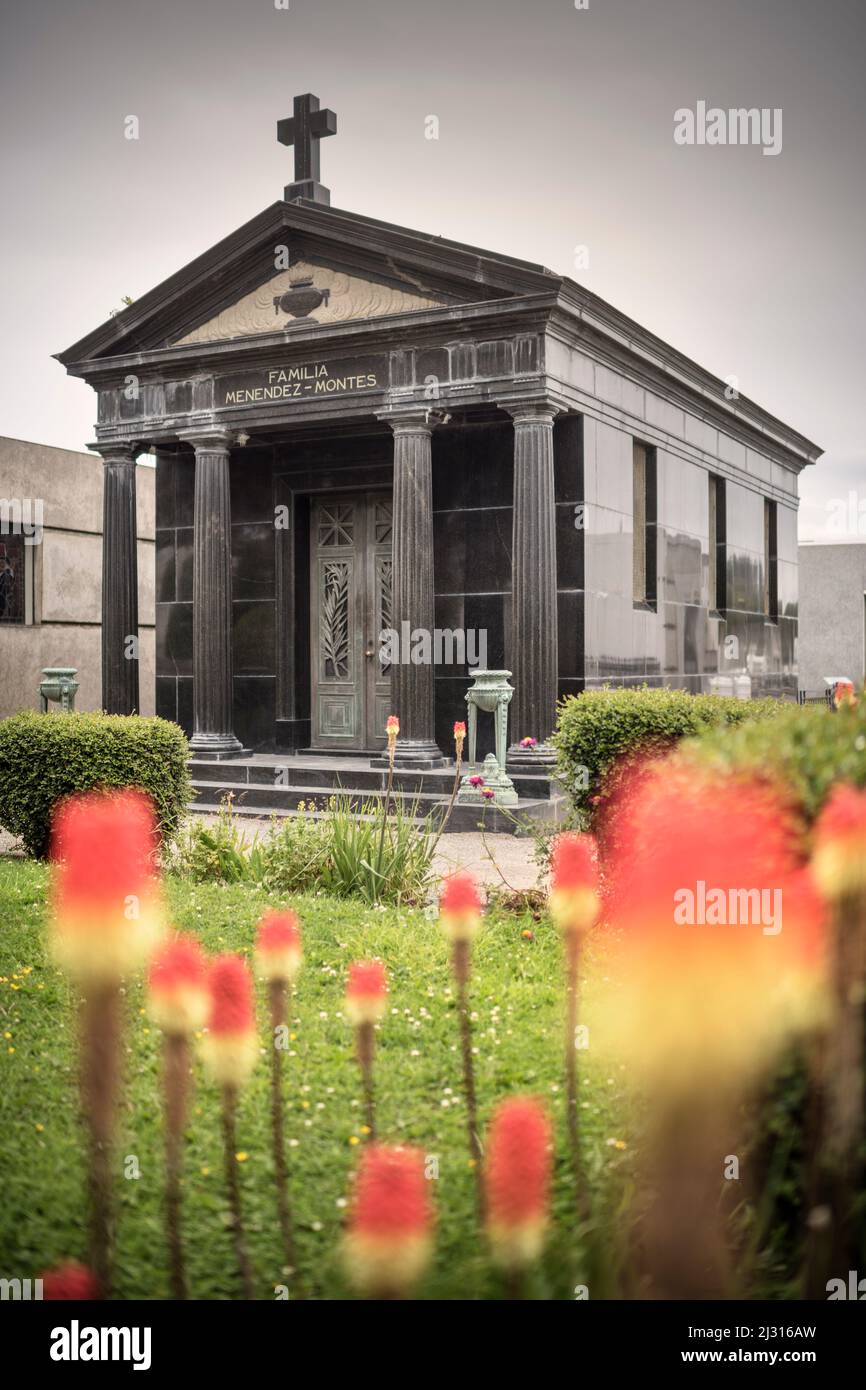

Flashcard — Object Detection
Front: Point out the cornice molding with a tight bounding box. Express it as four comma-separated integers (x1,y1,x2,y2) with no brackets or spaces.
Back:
56,196,821,477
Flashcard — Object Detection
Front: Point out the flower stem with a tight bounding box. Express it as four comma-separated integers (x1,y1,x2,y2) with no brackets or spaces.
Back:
454,939,484,1217
804,887,866,1288
268,980,300,1285
430,750,462,850
356,1020,377,1140
373,746,396,903
220,1086,255,1299
564,935,590,1222
164,1032,190,1299
80,984,121,1297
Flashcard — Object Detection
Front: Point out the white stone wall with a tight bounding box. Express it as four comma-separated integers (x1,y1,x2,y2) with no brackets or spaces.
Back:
0,437,155,717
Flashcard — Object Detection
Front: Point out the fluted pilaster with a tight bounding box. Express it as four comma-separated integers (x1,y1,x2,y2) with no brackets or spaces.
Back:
183,431,242,756
99,443,140,715
506,402,560,759
383,409,444,766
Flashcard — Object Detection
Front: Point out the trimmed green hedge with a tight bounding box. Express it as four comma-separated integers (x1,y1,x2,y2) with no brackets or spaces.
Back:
0,711,192,858
552,687,785,815
682,696,866,824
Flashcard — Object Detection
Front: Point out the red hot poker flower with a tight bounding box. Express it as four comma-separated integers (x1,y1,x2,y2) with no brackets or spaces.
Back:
148,935,209,1036
486,1098,552,1270
603,763,826,1086
41,1261,100,1300
345,959,388,1026
201,954,258,1089
439,872,483,942
255,909,303,983
549,832,599,939
50,787,165,984
812,784,866,900
343,1145,434,1296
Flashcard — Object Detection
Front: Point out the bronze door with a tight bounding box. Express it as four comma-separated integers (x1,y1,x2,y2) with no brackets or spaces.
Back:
310,494,392,751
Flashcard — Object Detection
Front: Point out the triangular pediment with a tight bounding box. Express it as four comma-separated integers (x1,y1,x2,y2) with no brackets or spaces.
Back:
57,199,561,369
173,258,448,346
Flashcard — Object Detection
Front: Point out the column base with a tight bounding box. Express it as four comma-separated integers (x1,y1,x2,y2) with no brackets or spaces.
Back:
189,732,247,760
370,739,446,769
505,742,558,774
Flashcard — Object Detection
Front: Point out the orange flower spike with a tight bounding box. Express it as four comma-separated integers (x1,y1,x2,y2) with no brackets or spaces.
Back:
50,787,165,984
486,1098,552,1270
549,831,600,938
602,765,826,1084
453,720,467,754
148,936,209,1036
255,909,303,984
345,959,388,1027
40,1261,100,1300
812,784,866,900
386,714,400,750
439,871,484,943
343,1145,434,1296
201,954,258,1089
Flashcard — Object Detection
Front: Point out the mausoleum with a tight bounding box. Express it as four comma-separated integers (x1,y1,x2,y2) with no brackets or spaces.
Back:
56,96,821,820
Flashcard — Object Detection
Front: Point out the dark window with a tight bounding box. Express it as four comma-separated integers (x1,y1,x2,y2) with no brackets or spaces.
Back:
632,441,657,609
708,474,727,614
764,498,778,621
0,535,25,624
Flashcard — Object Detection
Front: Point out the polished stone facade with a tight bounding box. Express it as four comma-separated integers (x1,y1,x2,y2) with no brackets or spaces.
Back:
581,416,800,700
59,195,819,756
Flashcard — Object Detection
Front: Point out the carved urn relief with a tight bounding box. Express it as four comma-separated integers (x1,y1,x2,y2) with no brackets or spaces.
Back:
273,275,331,324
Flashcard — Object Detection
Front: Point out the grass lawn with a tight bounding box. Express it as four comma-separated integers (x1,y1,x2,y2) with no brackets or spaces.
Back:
0,858,630,1300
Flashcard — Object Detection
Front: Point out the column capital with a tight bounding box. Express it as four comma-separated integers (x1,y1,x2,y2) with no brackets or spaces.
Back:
497,395,564,425
179,427,234,452
89,439,138,466
376,405,450,435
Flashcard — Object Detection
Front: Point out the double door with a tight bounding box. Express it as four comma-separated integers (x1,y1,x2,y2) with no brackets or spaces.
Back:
310,493,392,750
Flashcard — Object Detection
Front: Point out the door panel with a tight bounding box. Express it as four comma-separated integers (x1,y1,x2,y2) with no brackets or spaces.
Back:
310,494,391,750
367,500,393,751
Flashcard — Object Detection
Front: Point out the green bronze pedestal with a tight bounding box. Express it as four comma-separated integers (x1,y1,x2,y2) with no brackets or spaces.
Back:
457,669,518,807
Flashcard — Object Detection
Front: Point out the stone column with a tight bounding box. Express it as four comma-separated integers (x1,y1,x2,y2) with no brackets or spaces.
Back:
98,442,140,715
381,408,445,767
182,430,243,757
504,401,560,764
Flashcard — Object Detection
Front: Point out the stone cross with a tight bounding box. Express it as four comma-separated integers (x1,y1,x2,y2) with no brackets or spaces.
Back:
277,94,337,205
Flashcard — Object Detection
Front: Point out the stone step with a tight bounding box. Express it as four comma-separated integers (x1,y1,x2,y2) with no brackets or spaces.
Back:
188,756,560,801
189,779,564,834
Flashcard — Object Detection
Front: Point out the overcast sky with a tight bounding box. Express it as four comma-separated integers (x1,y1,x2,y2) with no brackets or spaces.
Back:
1,0,863,541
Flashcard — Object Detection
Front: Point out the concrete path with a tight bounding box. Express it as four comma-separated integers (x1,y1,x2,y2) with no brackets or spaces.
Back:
0,822,541,891
432,832,541,890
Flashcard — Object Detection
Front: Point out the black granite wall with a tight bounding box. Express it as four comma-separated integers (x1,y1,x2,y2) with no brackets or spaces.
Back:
582,416,798,698
155,414,587,755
